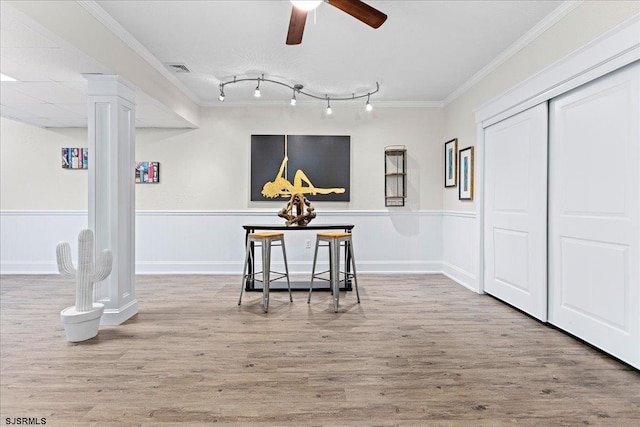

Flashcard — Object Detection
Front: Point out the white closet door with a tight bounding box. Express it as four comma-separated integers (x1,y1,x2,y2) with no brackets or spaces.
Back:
484,103,548,321
549,62,639,368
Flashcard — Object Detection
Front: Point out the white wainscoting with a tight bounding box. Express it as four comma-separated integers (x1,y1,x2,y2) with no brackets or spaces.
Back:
1,210,445,275
0,211,88,273
442,211,479,293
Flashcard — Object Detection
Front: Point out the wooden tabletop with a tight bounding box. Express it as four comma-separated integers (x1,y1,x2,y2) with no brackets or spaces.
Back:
243,224,354,231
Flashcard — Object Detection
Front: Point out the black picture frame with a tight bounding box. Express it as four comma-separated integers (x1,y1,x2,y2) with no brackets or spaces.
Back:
458,147,474,200
444,138,457,188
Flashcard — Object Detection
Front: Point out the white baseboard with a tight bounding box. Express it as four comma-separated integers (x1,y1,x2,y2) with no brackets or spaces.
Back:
135,261,241,275
0,261,59,274
101,299,139,326
442,261,479,294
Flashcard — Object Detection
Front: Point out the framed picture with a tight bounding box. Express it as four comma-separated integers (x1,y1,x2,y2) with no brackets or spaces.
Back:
135,162,160,183
458,147,474,200
444,138,457,187
61,148,88,169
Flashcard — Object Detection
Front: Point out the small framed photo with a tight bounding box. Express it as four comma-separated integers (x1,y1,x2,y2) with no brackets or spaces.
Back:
444,138,457,188
61,147,88,169
135,162,160,183
458,147,474,200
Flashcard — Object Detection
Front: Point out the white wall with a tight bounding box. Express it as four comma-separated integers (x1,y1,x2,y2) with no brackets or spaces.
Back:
2,2,637,284
440,1,639,292
443,1,640,213
0,119,88,210
1,106,443,211
1,106,445,274
135,105,443,211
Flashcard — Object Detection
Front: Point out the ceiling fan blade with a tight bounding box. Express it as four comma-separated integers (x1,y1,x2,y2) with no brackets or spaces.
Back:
328,0,387,29
286,6,308,45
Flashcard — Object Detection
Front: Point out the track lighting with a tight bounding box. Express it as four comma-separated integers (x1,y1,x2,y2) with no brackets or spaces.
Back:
217,76,380,113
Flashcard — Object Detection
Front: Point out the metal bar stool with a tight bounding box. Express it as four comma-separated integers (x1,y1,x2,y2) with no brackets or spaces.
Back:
239,232,292,313
308,231,360,312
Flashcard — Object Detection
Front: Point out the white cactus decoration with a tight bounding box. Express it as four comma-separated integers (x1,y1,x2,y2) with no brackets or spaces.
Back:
57,229,113,312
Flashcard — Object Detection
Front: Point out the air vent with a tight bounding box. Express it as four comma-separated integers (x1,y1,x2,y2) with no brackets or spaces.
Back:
166,63,190,73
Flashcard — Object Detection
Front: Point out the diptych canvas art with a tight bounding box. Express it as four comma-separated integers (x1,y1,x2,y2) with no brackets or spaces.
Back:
250,135,350,202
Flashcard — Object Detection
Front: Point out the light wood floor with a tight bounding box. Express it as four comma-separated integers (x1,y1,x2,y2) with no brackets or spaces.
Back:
1,274,638,426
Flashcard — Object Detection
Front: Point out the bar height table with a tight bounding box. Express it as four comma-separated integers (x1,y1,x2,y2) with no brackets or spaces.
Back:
242,224,355,292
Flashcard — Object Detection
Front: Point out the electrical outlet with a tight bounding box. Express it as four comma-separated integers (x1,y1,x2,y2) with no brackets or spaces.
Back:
305,239,311,249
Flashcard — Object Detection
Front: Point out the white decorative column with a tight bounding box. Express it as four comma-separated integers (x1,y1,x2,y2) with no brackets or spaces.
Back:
85,75,138,325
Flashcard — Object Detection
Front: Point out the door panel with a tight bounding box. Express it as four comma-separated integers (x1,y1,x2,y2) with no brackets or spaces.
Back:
549,61,639,368
483,103,548,321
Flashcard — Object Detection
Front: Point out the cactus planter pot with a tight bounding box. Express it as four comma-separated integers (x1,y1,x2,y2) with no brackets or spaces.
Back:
60,303,104,342
57,229,112,342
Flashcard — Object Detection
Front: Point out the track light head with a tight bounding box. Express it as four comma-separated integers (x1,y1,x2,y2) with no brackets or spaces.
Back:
365,94,372,111
254,77,262,97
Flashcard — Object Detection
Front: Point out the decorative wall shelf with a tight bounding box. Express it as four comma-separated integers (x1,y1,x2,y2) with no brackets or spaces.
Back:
384,145,406,207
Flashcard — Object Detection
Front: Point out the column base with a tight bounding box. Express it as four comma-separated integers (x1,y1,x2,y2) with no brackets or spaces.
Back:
100,299,138,326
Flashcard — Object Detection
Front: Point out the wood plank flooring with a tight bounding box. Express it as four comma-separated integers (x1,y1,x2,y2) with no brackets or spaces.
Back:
1,274,638,426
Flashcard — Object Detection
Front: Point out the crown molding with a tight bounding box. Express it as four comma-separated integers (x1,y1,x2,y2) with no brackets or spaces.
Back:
475,13,639,126
365,100,444,108
77,0,201,104
443,0,583,106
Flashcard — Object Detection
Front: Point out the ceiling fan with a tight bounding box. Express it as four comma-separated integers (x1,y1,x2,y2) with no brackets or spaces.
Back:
286,0,387,45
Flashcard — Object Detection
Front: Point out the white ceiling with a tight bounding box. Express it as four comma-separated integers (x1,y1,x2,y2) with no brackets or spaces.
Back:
0,1,197,128
0,0,567,128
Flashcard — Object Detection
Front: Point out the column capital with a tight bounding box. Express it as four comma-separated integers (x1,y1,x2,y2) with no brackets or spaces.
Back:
83,74,136,102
